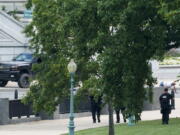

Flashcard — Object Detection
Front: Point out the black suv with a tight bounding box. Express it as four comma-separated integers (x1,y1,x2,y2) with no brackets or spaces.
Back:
0,53,39,88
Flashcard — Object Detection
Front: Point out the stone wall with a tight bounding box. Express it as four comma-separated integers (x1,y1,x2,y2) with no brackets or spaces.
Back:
143,87,163,110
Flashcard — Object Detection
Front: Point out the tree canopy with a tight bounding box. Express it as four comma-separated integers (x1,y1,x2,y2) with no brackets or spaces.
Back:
24,0,180,117
158,0,180,50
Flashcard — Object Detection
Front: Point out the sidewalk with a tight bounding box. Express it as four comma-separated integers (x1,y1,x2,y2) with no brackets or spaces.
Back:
0,98,180,135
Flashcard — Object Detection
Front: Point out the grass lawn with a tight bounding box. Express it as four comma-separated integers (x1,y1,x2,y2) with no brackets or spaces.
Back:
72,118,180,135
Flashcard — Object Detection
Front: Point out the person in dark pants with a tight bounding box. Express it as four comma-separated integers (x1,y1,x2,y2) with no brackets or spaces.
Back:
159,88,172,125
170,82,176,109
171,89,175,109
90,96,102,123
115,107,126,123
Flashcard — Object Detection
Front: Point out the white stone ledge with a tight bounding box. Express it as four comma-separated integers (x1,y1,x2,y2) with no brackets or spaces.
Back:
159,65,180,68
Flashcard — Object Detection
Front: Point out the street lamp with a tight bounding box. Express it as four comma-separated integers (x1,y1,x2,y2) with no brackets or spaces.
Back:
67,59,77,135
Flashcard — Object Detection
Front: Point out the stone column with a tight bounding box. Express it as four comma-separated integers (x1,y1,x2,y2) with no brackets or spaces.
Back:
101,104,109,114
143,87,162,110
39,111,53,120
53,105,60,119
0,98,9,125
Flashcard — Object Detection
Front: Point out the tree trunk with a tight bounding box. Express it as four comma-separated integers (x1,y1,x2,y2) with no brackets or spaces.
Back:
108,102,114,135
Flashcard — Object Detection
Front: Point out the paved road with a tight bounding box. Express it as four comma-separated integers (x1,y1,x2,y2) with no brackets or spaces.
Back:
0,81,28,99
0,89,27,100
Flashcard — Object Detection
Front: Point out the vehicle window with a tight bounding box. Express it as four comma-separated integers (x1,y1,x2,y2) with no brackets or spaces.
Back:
14,54,33,62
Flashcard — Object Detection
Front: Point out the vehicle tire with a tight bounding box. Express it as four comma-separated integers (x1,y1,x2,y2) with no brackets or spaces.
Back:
18,73,30,88
0,80,8,87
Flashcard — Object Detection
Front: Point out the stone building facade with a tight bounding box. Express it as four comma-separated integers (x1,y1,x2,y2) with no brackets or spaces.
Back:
0,11,31,61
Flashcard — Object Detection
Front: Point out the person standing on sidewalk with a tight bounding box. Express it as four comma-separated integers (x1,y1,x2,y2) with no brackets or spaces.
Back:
160,81,177,109
159,88,172,125
115,106,126,123
89,95,102,123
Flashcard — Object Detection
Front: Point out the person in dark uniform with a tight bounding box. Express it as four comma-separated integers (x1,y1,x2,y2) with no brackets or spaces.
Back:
90,96,102,123
159,88,172,125
115,107,126,123
160,81,176,110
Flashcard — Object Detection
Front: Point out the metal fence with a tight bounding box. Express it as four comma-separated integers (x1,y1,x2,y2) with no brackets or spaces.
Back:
59,97,91,114
9,100,35,119
9,98,91,119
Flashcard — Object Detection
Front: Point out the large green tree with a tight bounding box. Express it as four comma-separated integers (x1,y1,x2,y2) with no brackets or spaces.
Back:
24,0,180,134
158,0,180,50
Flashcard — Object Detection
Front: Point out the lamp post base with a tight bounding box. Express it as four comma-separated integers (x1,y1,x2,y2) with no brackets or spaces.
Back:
69,116,75,135
69,125,75,135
